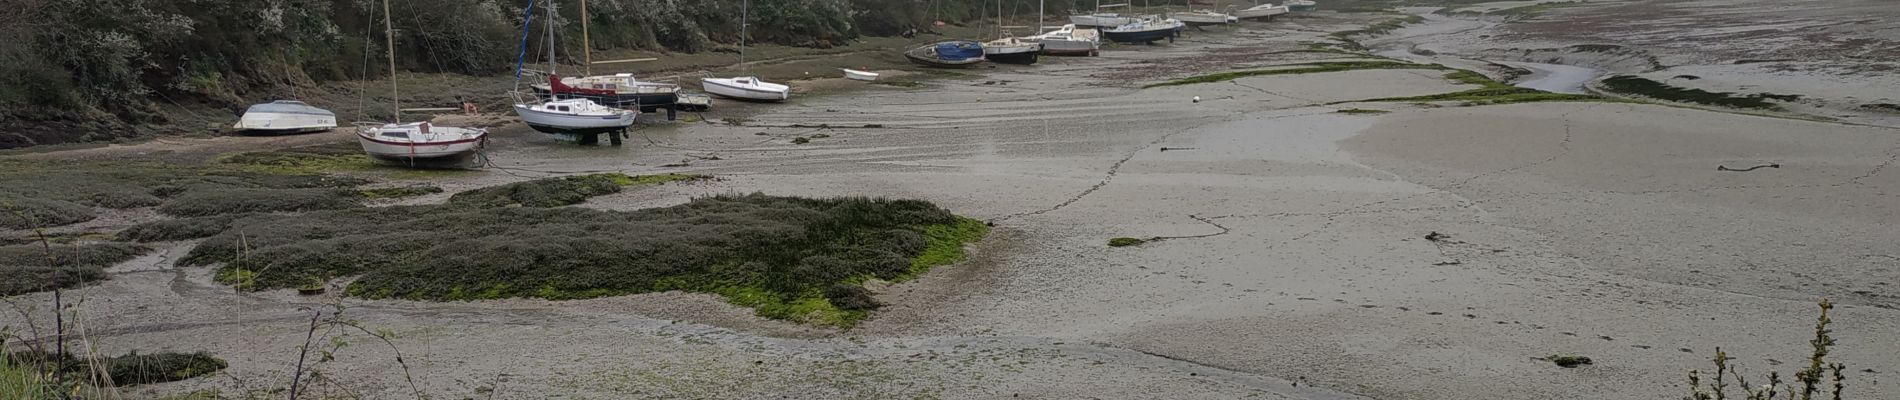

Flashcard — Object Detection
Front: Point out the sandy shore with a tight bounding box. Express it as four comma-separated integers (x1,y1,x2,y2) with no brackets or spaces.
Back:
4,8,1898,400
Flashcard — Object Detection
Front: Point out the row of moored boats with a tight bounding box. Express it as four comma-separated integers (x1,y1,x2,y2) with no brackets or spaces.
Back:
234,0,1321,163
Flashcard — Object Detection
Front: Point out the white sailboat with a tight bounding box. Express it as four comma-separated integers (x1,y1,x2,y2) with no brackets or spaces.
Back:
512,0,637,145
358,0,486,161
1030,24,1101,56
1235,3,1291,20
983,0,1040,64
233,100,337,134
1172,0,1234,26
702,0,791,102
1071,2,1135,27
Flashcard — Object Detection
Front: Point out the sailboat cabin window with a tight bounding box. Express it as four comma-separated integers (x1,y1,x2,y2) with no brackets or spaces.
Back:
556,106,571,112
382,131,409,139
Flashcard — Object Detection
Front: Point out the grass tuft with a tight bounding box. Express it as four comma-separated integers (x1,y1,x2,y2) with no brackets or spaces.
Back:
1108,237,1146,247
1548,354,1593,368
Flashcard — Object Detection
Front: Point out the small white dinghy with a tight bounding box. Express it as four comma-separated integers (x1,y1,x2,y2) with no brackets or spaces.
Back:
233,100,336,134
843,69,879,81
702,76,790,102
357,122,487,160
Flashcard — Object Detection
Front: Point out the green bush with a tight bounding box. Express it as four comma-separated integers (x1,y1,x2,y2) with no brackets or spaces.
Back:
2,351,225,387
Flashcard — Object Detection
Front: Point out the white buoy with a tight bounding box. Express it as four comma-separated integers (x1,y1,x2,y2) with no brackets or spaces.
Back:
1193,96,1201,103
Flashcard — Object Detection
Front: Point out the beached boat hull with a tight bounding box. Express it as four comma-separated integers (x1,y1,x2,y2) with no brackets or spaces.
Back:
843,69,879,81
1071,14,1134,28
984,43,1042,64
702,77,790,101
513,104,636,135
357,123,486,159
1173,12,1232,26
233,101,337,134
1287,1,1317,12
905,41,987,68
1103,27,1179,43
1040,38,1099,55
1235,5,1290,19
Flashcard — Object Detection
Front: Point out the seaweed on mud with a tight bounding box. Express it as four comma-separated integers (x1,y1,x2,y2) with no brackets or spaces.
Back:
1329,15,1425,39
1548,354,1593,368
1569,44,1623,53
173,194,985,327
357,185,444,199
1108,237,1147,247
157,188,364,217
1145,61,1445,88
1861,103,1900,113
5,351,226,386
0,161,366,228
0,242,151,295
1353,70,1612,106
446,173,700,208
117,214,254,242
1337,108,1390,115
1599,75,1786,110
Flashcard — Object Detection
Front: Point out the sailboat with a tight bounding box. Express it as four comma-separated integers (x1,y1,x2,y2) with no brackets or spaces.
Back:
530,0,680,112
1071,2,1135,28
1172,0,1235,26
1103,14,1184,44
357,0,487,161
1030,24,1101,56
512,0,637,145
702,0,791,101
1235,2,1291,20
983,0,1040,64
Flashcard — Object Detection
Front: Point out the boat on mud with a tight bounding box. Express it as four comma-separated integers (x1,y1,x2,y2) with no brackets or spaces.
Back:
512,0,637,145
1030,24,1101,56
984,37,1042,64
1172,10,1234,26
1103,16,1184,44
531,73,680,113
1235,3,1290,20
358,0,485,162
357,122,488,159
905,41,986,68
1286,0,1316,12
1071,2,1134,27
232,100,336,134
703,76,790,101
842,69,880,81
702,0,791,102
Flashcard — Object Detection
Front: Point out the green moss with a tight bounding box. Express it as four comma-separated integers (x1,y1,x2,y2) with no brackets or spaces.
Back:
446,173,633,208
1145,61,1445,88
156,188,363,217
902,217,989,279
1108,237,1146,247
1548,354,1593,368
4,351,225,386
220,145,379,175
1599,75,1783,110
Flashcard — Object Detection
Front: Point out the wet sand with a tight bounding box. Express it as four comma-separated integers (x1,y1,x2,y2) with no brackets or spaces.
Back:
4,10,1898,400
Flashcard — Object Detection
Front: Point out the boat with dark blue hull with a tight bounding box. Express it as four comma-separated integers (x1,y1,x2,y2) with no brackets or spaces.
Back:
1102,16,1184,44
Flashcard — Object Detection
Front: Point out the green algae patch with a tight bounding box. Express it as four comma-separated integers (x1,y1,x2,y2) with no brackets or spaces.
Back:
1145,61,1446,88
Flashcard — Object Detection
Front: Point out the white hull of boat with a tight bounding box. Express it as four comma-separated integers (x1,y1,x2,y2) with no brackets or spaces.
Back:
513,104,636,133
1040,38,1099,55
1235,5,1290,19
702,77,790,101
1071,14,1134,27
843,69,879,81
1173,12,1232,25
234,112,336,132
357,123,486,159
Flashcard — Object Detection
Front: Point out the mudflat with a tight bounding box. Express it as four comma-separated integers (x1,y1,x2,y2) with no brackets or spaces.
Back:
3,5,1896,400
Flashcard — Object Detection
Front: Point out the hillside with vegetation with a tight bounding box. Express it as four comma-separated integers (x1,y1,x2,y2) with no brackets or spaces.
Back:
0,0,1103,149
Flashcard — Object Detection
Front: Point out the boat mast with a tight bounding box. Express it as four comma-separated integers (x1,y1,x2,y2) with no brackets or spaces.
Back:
581,0,590,76
740,0,748,71
383,0,399,123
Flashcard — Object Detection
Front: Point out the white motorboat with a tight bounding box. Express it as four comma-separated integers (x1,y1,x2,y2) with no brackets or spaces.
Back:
1030,24,1101,56
513,0,638,144
357,122,487,159
233,100,337,134
514,98,636,134
1235,3,1290,19
702,76,790,101
357,0,486,162
1172,10,1234,26
842,69,879,81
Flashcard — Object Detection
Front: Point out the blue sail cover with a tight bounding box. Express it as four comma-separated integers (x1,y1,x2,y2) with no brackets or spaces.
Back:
935,41,984,61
